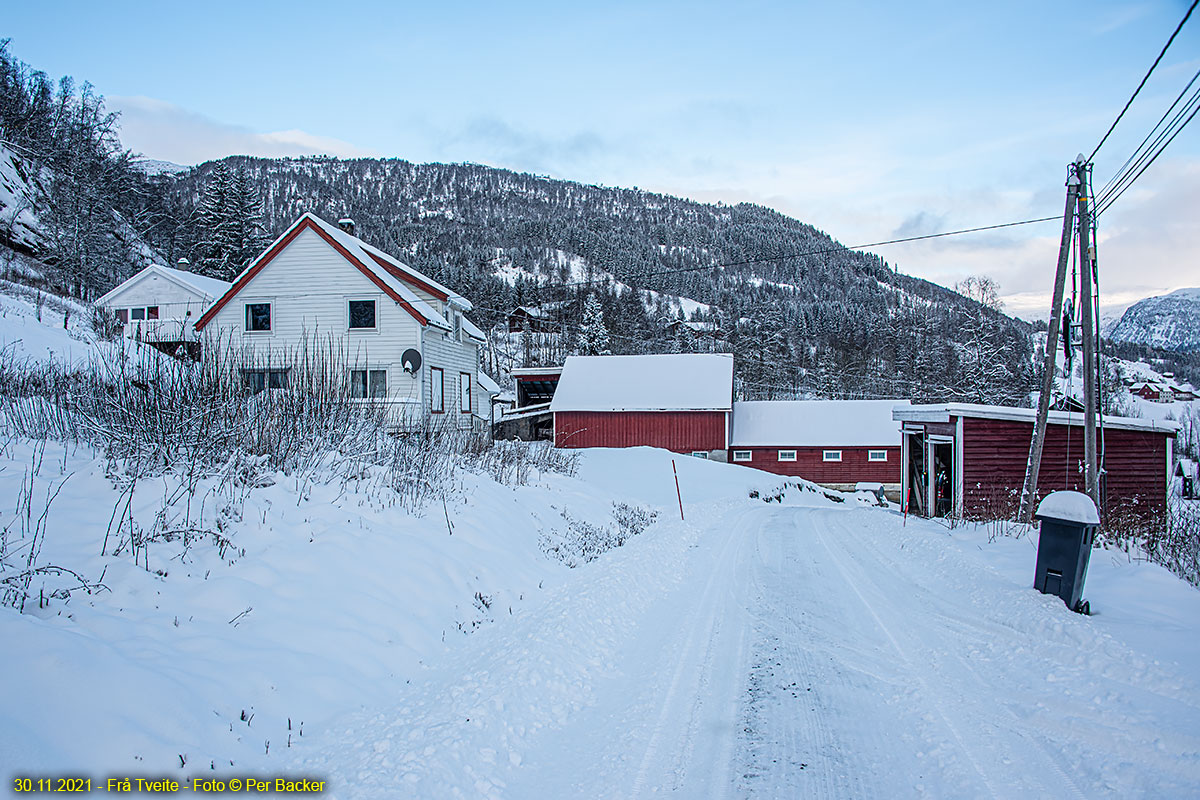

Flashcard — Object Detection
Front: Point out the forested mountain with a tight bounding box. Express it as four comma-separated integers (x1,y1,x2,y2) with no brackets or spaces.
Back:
1,40,1037,403
1109,288,1200,353
150,156,1036,403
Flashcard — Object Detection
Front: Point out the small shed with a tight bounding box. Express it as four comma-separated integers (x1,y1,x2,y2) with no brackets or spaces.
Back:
728,400,910,498
551,353,734,456
96,264,231,355
893,403,1177,525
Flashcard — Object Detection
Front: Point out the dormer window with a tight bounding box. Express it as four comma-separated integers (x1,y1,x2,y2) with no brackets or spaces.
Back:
453,312,462,342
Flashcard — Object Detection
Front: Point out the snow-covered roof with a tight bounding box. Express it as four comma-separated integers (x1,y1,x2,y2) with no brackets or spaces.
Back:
477,370,501,395
550,354,733,412
894,403,1179,434
96,264,231,306
461,316,487,342
1036,490,1100,525
731,400,911,447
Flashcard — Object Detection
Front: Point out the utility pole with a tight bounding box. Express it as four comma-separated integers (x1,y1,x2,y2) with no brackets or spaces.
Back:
1018,159,1082,524
1077,163,1099,504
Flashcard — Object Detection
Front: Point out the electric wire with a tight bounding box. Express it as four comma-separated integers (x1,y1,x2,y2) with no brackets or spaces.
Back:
1088,0,1199,162
1096,90,1200,216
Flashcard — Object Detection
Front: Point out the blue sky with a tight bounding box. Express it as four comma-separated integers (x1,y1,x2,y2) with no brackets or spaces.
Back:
5,1,1199,318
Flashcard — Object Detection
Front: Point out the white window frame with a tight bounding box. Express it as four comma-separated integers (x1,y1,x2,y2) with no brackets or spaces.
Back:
430,367,445,413
868,449,888,462
690,451,708,459
244,300,273,334
778,450,797,462
347,298,378,331
732,450,753,462
822,450,843,462
459,371,472,414
350,368,388,399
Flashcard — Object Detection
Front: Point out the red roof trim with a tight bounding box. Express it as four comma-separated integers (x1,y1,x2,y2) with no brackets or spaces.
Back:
195,217,430,330
363,250,450,301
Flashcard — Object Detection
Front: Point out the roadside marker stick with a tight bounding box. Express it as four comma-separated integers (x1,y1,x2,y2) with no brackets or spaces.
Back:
672,459,684,521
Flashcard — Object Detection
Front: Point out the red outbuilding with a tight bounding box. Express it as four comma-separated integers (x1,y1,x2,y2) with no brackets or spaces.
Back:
728,400,910,496
893,403,1177,526
551,354,733,456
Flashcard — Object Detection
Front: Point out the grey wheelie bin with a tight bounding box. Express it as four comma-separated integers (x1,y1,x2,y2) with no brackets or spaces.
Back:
1033,491,1099,615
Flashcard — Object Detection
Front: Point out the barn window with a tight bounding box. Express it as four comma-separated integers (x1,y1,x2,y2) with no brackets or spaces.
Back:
868,449,888,462
348,300,377,330
822,450,842,462
430,367,445,413
245,302,272,332
778,450,797,462
690,451,708,459
732,450,753,462
350,369,387,399
460,372,472,413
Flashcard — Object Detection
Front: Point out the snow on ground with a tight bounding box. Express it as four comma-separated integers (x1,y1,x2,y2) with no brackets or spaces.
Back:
3,438,1199,798
0,280,135,367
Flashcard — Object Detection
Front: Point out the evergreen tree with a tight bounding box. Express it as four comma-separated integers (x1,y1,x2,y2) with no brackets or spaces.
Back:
575,293,611,356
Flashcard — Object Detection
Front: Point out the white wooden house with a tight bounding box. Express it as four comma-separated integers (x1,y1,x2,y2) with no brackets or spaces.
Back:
194,213,494,427
96,264,230,353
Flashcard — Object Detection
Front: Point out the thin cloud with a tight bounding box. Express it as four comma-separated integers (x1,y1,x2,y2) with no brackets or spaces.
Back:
109,96,378,164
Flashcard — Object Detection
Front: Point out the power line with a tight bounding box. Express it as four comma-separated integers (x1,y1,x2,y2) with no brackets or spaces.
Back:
519,215,1063,294
1088,0,1199,162
1094,64,1200,203
1096,84,1200,216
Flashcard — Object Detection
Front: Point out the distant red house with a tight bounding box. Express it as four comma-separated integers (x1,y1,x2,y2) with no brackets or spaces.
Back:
551,354,733,455
893,403,1177,525
728,400,910,496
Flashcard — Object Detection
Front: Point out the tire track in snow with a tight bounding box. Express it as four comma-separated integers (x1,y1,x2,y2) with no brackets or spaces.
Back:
813,510,1090,800
628,511,752,799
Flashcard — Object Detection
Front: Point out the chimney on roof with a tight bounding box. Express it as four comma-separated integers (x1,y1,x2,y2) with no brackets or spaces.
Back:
337,217,356,236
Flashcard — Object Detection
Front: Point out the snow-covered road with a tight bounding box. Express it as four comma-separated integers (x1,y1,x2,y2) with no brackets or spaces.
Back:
292,497,1200,799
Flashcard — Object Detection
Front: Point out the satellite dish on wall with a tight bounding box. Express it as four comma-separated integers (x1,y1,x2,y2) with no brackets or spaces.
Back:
402,348,422,374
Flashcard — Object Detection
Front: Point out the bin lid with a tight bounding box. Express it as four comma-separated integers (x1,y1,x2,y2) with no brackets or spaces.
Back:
1035,490,1100,525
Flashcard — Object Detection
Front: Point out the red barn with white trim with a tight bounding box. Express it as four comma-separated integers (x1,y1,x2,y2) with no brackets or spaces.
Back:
551,354,733,455
728,400,910,495
893,403,1177,525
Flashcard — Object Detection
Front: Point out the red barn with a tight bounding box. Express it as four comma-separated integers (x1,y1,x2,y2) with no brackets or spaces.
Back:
728,400,910,497
551,354,733,455
893,403,1177,525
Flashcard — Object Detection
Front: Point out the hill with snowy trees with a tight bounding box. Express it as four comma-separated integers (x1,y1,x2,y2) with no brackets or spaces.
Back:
1108,288,1200,353
1,40,1035,404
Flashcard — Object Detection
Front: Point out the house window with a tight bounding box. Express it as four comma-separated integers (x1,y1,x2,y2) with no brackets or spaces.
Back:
131,307,146,321
348,300,376,330
778,450,797,462
430,367,444,413
246,302,272,332
116,309,128,324
823,450,842,462
868,449,888,462
453,313,462,342
732,450,753,462
690,451,708,459
350,369,387,399
243,368,288,394
146,306,159,320
459,372,472,413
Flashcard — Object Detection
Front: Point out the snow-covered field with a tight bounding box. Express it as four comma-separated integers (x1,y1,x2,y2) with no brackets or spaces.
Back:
2,439,1199,798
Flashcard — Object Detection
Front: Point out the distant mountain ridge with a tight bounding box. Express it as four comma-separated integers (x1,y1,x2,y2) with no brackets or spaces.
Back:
1108,288,1200,353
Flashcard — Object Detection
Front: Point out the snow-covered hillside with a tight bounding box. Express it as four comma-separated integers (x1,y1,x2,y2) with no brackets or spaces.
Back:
2,441,1198,797
1109,288,1200,352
